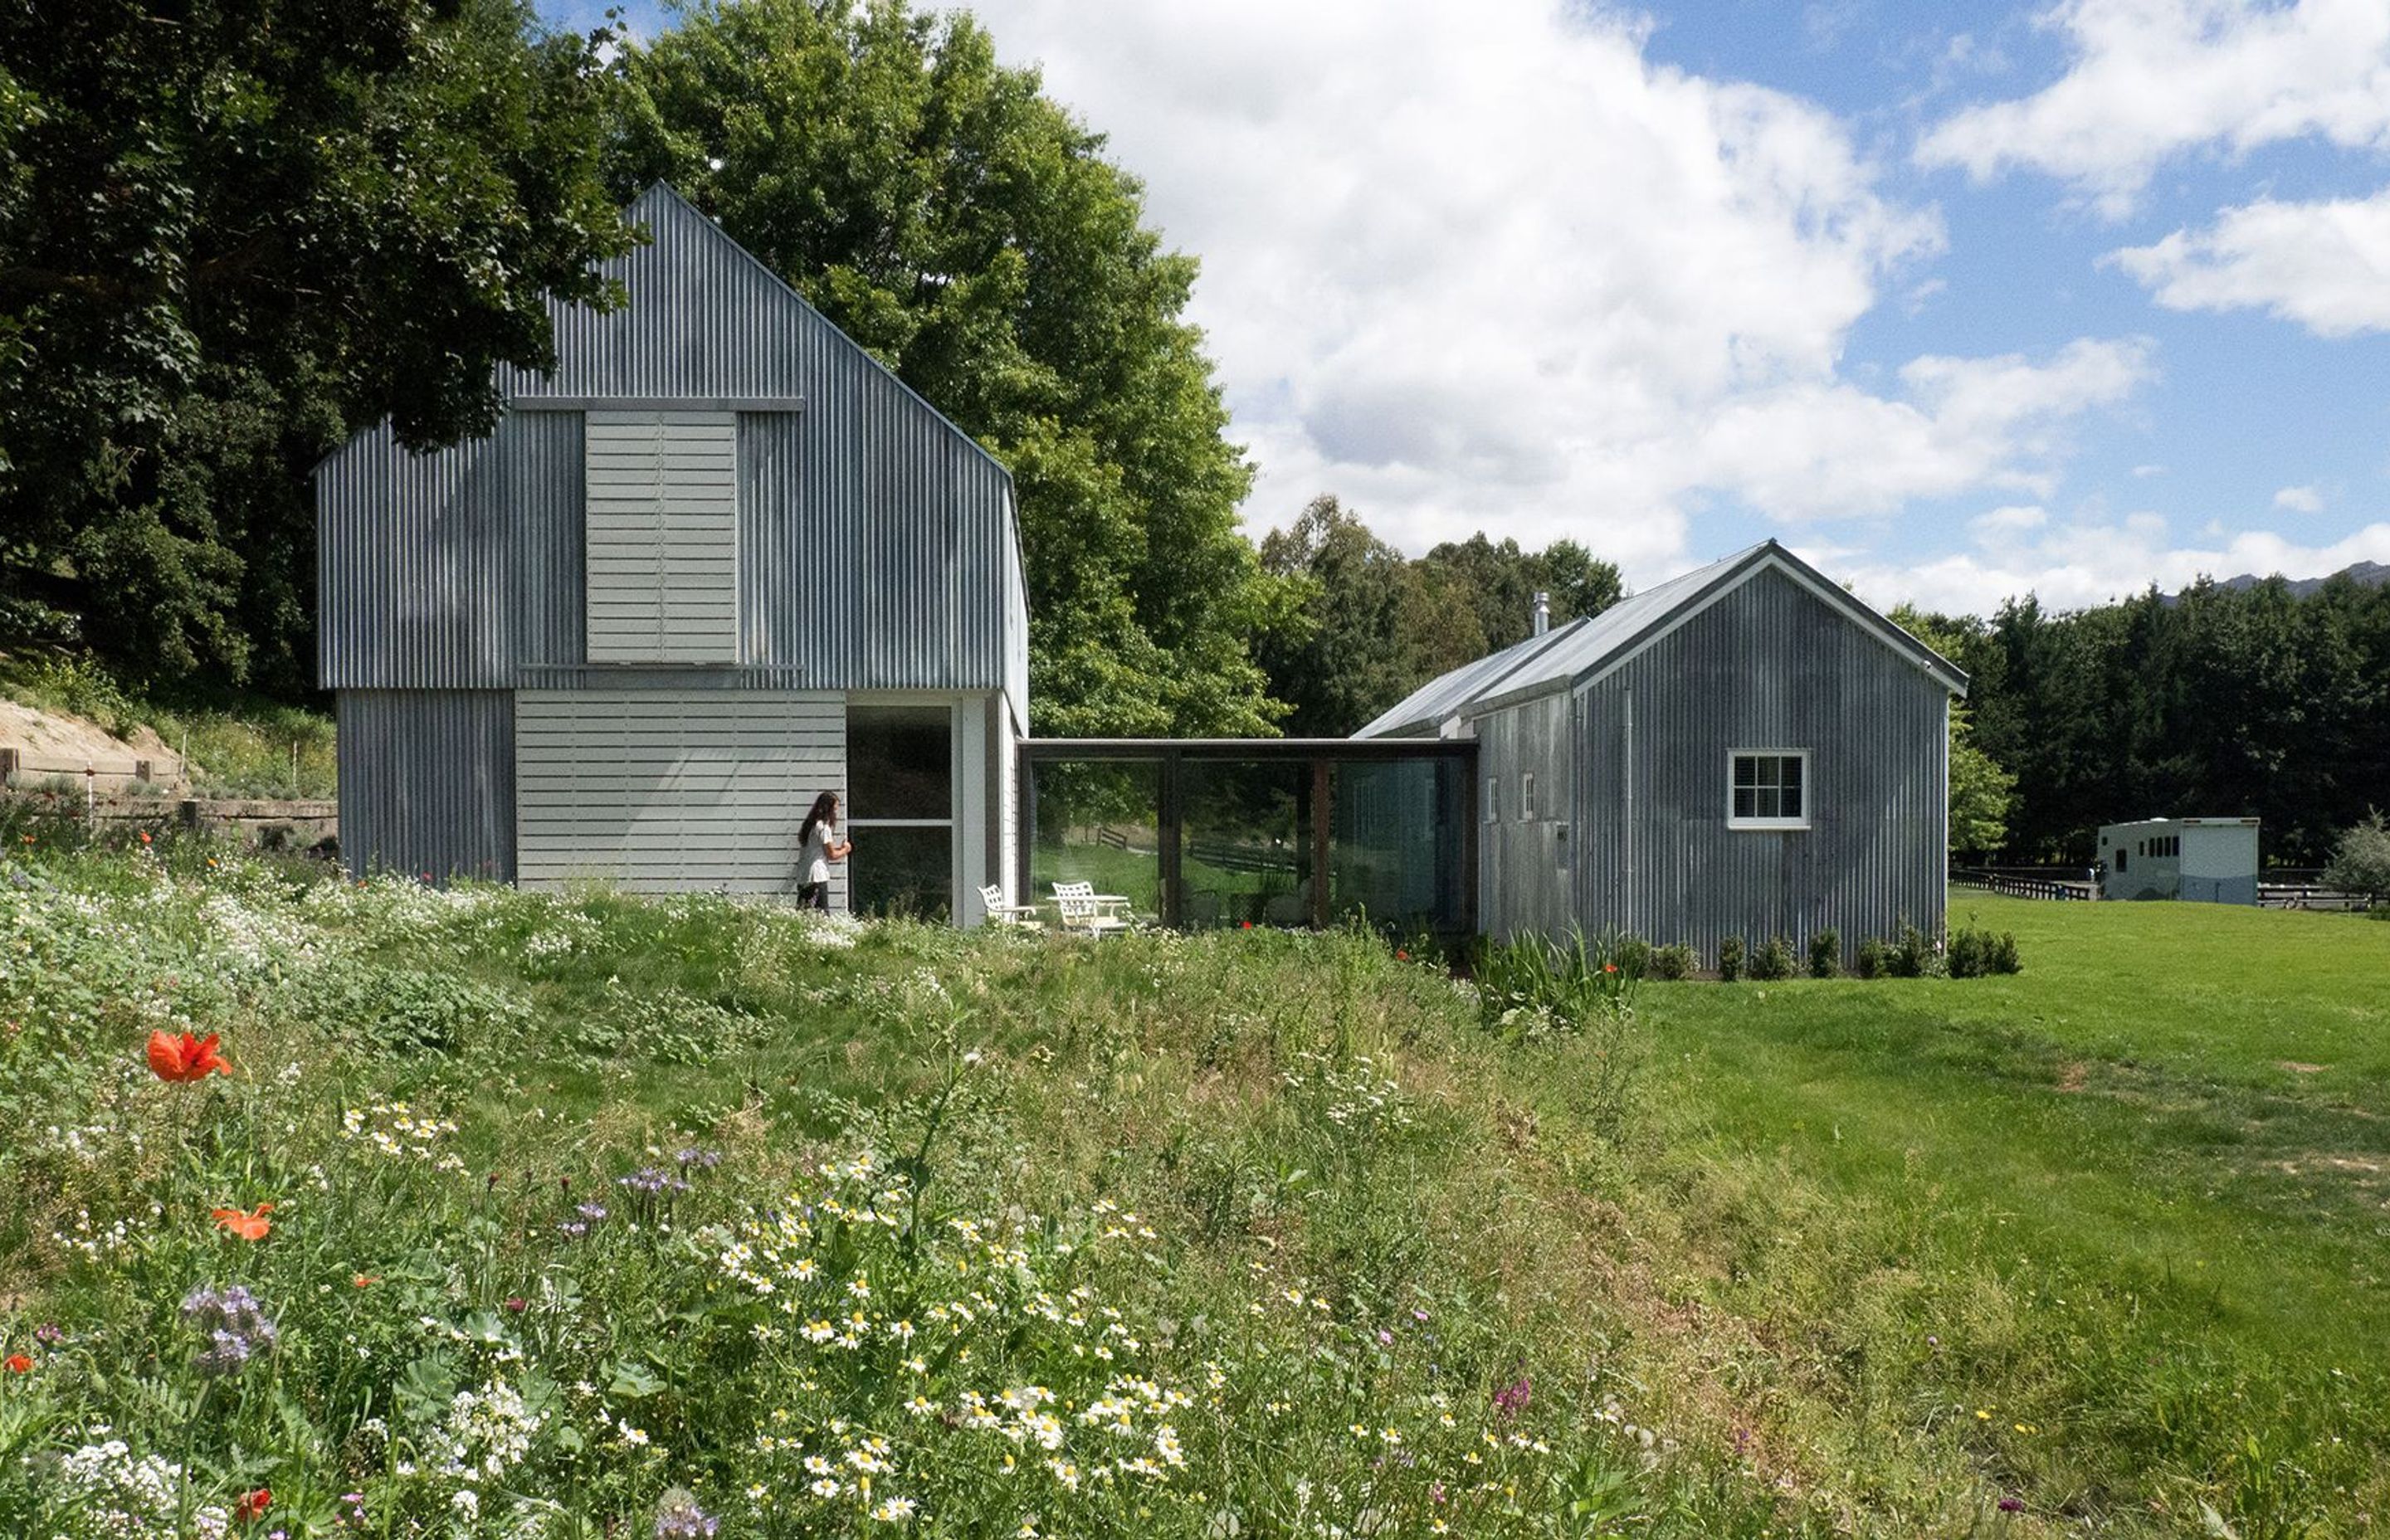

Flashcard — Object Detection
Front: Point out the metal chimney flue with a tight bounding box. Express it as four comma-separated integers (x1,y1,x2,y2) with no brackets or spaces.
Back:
1531,590,1550,636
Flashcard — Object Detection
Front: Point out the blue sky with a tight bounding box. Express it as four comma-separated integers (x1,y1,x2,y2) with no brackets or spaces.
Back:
549,1,2390,614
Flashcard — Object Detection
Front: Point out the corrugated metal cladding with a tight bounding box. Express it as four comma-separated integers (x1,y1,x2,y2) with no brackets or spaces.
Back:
1476,694,1575,940
318,412,584,690
336,692,516,882
319,182,1021,695
515,690,844,896
1567,566,1947,957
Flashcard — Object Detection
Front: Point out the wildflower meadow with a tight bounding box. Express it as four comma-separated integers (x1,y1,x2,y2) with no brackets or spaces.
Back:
3,829,2386,1538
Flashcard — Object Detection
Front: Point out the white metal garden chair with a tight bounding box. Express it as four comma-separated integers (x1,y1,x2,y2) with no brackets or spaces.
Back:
1050,880,1134,938
976,883,1045,932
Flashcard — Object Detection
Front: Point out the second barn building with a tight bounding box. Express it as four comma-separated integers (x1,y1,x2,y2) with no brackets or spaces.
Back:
1358,541,1968,954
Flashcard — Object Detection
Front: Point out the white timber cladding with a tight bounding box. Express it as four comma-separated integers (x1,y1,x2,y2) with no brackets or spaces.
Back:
583,411,739,665
514,690,842,894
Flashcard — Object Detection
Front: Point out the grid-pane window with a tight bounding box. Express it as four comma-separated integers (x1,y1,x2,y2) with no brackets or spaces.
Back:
1729,751,1807,827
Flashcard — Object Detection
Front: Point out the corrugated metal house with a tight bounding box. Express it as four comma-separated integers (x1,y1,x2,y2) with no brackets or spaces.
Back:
2096,817,2259,903
1357,540,1967,954
319,184,1029,922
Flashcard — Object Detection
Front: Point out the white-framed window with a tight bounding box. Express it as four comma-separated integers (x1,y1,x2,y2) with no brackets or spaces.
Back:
1485,776,1499,824
1520,772,1537,821
1728,749,1809,830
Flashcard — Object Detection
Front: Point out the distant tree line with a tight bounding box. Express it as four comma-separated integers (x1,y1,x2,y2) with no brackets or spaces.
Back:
1912,578,2390,866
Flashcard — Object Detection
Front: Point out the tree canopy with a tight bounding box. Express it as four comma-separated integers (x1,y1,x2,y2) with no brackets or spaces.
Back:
0,0,632,694
1255,497,1623,737
606,0,1290,736
1911,576,2390,865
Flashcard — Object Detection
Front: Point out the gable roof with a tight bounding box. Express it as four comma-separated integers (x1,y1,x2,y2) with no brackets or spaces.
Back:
1354,539,1966,738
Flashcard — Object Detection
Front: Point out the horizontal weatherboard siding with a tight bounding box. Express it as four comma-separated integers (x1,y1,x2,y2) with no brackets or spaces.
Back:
514,690,844,897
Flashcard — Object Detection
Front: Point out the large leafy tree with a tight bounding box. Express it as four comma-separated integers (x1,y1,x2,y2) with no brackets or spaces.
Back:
0,0,632,693
607,0,1290,736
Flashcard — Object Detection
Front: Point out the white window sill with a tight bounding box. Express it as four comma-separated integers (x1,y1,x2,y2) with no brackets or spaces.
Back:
1728,817,1811,831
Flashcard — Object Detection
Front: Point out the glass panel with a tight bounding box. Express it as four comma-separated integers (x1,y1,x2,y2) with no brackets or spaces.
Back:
1734,755,1758,787
847,705,952,819
1181,760,1308,928
1330,758,1468,938
851,824,952,919
1030,760,1162,919
1782,759,1803,820
1734,786,1757,819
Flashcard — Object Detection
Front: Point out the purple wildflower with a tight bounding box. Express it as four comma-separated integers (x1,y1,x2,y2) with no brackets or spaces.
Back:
181,1284,277,1377
558,1221,588,1239
674,1148,721,1169
1997,1497,2023,1513
1377,1329,1394,1346
578,1201,609,1222
1492,1374,1531,1419
34,1323,61,1344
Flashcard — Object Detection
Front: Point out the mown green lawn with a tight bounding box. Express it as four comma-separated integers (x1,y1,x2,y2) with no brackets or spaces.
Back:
1614,894,2389,1533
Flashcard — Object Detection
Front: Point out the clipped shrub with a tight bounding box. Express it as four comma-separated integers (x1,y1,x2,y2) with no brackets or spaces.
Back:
1806,928,1840,979
1749,935,1796,982
1853,936,1886,979
1612,934,1653,980
1716,934,1744,982
1947,926,1988,978
1990,931,2023,974
1887,921,1934,978
1647,943,1695,981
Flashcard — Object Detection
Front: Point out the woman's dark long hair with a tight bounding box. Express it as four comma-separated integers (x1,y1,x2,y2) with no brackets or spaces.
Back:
798,791,839,847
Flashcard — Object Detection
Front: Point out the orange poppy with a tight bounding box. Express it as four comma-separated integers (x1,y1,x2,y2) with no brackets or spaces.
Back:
147,1030,229,1083
138,831,153,845
3,1353,30,1373
234,1487,271,1523
211,1203,275,1241
351,1274,378,1288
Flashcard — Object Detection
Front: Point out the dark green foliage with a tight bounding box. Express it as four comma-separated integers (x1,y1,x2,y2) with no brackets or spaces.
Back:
1853,936,1887,979
1807,927,1840,979
1613,934,1652,980
1256,498,1624,736
1947,926,1989,979
1716,934,1744,982
1472,930,1638,1040
1887,922,1935,978
1990,930,2023,974
1647,943,1695,981
1909,575,2390,865
1749,935,1796,982
0,0,633,691
609,0,1290,737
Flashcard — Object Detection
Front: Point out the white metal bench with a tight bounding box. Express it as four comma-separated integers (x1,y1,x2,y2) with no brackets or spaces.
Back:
1051,880,1134,938
976,883,1045,932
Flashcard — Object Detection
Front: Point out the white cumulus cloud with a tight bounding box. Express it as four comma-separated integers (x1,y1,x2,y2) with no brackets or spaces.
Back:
2107,188,2390,335
1917,0,2390,217
1832,517,2390,616
966,0,2150,578
2273,483,2326,511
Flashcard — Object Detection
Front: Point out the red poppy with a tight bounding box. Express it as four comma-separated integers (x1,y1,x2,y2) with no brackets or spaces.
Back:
351,1274,378,1288
212,1203,275,1242
1602,962,1617,975
138,831,153,845
1240,920,1253,930
1396,949,1410,961
234,1487,271,1523
3,1353,30,1373
148,1030,230,1083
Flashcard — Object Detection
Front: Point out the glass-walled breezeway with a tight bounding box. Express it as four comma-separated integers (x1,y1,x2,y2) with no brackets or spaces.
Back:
1020,739,1476,938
